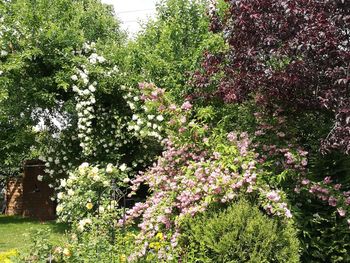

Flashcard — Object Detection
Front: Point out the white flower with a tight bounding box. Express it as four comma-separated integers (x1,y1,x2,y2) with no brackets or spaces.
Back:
60,179,67,187
97,55,106,63
71,75,78,81
83,89,90,96
0,50,8,56
147,115,155,120
123,178,130,184
119,163,127,172
98,206,105,213
91,167,99,175
93,175,100,181
88,85,96,92
133,96,139,101
156,115,164,121
56,204,63,213
68,189,75,196
48,157,53,162
106,163,114,173
80,162,89,169
0,71,3,75
37,175,43,181
69,174,77,181
134,125,140,131
57,192,64,199
66,178,73,186
54,158,60,165
132,114,138,120
129,103,135,110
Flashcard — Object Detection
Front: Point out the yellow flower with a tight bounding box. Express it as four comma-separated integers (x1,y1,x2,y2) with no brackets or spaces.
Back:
0,249,18,263
156,232,164,240
119,254,127,262
149,242,161,250
63,248,71,257
86,202,93,210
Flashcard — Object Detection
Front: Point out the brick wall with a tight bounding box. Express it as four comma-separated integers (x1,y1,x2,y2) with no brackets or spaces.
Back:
6,178,23,215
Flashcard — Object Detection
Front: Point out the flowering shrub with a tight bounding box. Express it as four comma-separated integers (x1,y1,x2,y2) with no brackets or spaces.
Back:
119,84,294,261
56,162,130,227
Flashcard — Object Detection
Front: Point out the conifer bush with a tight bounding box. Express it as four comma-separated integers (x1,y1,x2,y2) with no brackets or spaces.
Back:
181,199,300,263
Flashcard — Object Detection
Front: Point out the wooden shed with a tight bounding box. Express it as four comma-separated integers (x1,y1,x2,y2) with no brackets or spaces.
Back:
5,160,56,220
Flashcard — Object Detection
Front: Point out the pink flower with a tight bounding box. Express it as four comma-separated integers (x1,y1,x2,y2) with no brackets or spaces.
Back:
254,130,265,136
323,176,332,184
285,208,292,218
301,179,310,185
227,132,237,142
301,159,308,166
267,191,280,202
169,104,177,110
337,208,346,217
346,197,350,206
328,196,337,206
181,101,192,110
334,184,342,190
277,132,285,137
178,127,186,133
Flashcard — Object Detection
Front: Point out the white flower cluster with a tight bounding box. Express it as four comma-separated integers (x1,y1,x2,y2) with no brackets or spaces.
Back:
72,68,97,155
70,42,124,156
40,138,78,181
55,162,130,225
91,106,129,156
122,86,163,141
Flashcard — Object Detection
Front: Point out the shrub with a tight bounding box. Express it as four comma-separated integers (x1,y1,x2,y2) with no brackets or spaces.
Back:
56,162,129,225
181,199,300,263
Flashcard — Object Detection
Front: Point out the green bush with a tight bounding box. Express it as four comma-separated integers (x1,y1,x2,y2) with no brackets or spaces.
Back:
181,199,300,263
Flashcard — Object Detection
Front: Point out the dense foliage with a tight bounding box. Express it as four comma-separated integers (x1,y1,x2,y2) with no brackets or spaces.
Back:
197,0,349,153
181,199,300,262
125,0,224,100
0,0,125,176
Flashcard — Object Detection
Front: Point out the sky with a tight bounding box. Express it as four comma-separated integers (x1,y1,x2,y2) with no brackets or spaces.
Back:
101,0,158,35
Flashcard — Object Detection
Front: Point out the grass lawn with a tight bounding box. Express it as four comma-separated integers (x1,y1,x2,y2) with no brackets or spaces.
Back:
0,215,68,253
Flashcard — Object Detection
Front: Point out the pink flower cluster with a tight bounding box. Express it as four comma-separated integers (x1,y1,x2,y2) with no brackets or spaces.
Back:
298,177,350,222
120,132,292,261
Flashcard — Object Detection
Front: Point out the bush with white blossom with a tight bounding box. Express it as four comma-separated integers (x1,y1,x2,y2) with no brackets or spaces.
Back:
56,162,130,227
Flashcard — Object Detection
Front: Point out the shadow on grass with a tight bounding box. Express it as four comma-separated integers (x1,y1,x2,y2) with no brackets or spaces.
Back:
0,215,36,224
0,215,69,234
